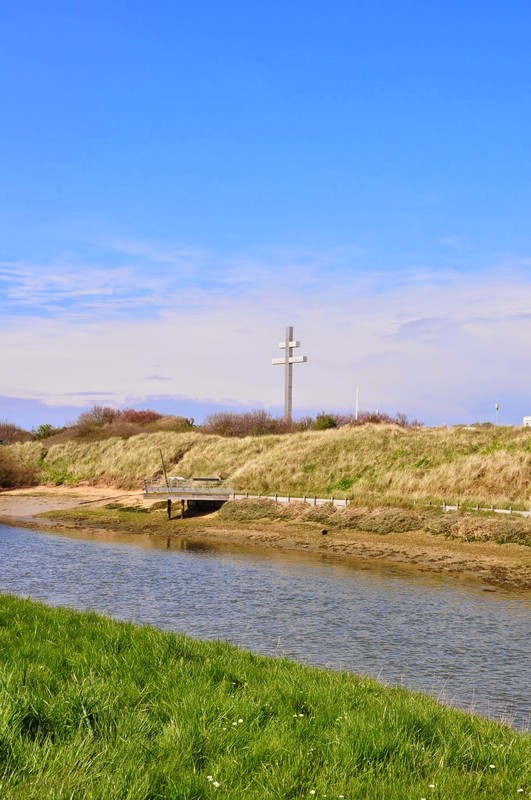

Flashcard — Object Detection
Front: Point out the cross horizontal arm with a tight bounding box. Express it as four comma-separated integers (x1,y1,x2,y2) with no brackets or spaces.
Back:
272,356,308,365
278,340,300,349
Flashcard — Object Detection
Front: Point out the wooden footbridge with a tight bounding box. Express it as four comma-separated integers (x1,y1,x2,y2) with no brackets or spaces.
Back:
144,476,234,501
143,477,234,517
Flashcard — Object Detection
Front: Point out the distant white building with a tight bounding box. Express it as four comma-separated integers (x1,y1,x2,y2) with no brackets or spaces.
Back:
523,416,531,427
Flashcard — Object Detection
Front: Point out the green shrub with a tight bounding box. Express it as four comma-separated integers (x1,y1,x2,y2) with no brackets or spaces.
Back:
311,413,338,430
34,423,65,440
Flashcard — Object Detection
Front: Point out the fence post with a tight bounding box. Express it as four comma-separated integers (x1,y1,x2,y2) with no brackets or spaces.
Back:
314,496,317,506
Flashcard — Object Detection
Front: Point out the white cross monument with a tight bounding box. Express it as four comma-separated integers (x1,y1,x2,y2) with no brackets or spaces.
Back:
272,326,307,422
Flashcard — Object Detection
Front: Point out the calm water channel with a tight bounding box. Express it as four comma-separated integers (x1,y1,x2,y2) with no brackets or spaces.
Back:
1,523,530,730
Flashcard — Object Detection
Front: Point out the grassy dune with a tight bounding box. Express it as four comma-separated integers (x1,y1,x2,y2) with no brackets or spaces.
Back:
0,595,529,799
7,424,531,507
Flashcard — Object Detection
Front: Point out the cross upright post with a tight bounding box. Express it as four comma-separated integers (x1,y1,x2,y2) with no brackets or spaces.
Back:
271,325,307,422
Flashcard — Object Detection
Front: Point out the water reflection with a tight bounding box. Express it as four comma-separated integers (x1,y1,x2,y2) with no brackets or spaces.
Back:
0,523,529,730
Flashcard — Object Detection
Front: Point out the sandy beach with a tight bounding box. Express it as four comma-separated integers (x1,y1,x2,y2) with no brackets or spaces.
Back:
1,486,530,590
0,486,142,521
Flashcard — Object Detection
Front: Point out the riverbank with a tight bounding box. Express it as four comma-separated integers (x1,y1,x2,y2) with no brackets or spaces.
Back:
1,487,530,590
0,594,528,799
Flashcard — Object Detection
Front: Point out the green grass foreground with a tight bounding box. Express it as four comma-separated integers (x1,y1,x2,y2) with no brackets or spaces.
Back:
0,596,529,799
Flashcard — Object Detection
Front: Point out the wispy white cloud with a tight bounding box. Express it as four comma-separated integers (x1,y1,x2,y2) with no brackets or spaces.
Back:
0,259,170,318
103,238,207,265
1,239,530,426
0,239,387,321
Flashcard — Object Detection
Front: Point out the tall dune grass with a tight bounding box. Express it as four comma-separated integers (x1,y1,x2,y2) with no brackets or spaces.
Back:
3,424,531,506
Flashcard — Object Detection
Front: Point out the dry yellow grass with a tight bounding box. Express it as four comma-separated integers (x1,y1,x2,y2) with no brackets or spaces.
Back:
3,424,531,506
32,432,204,488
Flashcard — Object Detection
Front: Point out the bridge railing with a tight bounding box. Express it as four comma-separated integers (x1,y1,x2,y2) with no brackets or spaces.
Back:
144,480,235,497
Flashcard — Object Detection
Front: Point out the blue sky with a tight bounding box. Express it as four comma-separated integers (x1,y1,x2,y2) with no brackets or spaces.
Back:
1,1,531,428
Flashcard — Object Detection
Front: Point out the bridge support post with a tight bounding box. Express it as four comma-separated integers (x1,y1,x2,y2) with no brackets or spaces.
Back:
167,499,172,519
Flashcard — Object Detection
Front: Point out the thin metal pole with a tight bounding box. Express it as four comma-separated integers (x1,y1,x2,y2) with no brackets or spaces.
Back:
160,449,169,488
